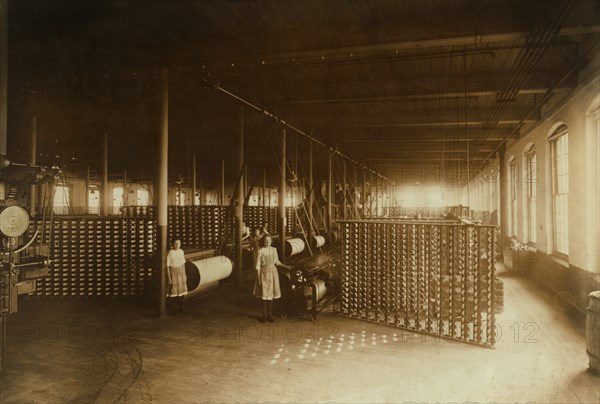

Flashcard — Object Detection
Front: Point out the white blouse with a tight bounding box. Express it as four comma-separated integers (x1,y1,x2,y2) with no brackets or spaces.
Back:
255,246,281,270
167,248,186,268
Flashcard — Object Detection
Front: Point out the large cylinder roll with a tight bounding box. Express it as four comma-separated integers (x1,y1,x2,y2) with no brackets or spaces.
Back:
184,256,232,299
285,238,305,257
312,235,325,249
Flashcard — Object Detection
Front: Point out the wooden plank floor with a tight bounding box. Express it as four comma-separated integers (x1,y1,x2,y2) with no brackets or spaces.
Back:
1,264,598,403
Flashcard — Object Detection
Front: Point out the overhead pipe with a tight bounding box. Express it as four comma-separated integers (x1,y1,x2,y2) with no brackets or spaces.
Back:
476,1,575,146
481,39,600,165
204,79,393,184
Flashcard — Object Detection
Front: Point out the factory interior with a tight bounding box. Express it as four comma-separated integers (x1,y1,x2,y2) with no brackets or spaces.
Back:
0,0,599,403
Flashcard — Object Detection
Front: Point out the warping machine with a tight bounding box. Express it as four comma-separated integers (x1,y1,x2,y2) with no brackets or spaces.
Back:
0,160,55,310
277,233,337,321
1,159,54,370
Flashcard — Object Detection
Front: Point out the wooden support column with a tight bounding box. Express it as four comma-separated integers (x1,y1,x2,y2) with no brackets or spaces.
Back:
29,117,37,216
327,150,333,235
378,178,383,217
235,107,244,287
176,181,182,206
156,68,169,317
369,171,377,216
278,128,286,259
192,153,197,206
0,0,6,158
220,159,225,206
308,141,314,237
101,133,109,216
123,169,127,207
495,152,501,226
0,0,7,205
342,160,347,220
353,164,358,218
0,0,8,371
243,164,248,200
262,167,267,209
199,165,204,206
382,181,386,215
85,166,90,214
498,149,507,242
362,169,366,218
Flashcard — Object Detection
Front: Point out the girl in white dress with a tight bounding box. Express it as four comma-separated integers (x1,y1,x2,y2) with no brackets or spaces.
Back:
253,235,291,322
167,238,188,314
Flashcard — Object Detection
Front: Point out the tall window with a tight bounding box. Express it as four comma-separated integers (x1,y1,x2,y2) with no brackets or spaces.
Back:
113,186,124,214
53,184,71,215
525,146,537,243
88,187,100,215
508,158,518,237
137,188,150,206
551,126,569,255
176,191,186,206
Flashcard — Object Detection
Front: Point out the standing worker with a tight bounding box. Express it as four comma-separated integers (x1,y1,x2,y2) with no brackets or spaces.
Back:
167,237,188,314
253,235,291,323
249,227,262,267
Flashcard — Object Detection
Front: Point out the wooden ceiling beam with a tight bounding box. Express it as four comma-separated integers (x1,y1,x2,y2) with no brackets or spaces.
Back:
319,127,519,141
360,151,489,158
293,107,539,128
371,156,488,165
194,0,597,65
339,144,495,153
268,70,577,105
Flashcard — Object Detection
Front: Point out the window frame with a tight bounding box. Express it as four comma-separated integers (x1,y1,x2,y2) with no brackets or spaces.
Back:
113,186,124,214
549,125,569,257
524,145,537,243
52,184,72,215
87,186,100,215
137,188,150,206
176,190,186,206
508,157,518,237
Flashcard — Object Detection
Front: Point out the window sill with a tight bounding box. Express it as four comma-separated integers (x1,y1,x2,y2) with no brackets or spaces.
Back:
549,254,569,268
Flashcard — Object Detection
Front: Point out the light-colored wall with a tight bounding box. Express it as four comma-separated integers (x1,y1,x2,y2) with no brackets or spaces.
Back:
500,55,600,274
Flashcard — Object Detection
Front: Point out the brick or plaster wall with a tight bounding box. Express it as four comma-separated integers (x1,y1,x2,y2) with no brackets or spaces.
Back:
499,54,600,312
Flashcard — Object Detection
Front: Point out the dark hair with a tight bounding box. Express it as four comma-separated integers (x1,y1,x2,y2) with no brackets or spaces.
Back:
260,235,272,247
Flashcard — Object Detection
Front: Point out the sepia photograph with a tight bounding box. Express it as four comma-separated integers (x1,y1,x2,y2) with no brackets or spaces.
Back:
0,1,599,403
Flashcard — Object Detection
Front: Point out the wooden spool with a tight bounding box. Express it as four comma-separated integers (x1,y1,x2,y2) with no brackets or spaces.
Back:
586,291,600,374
